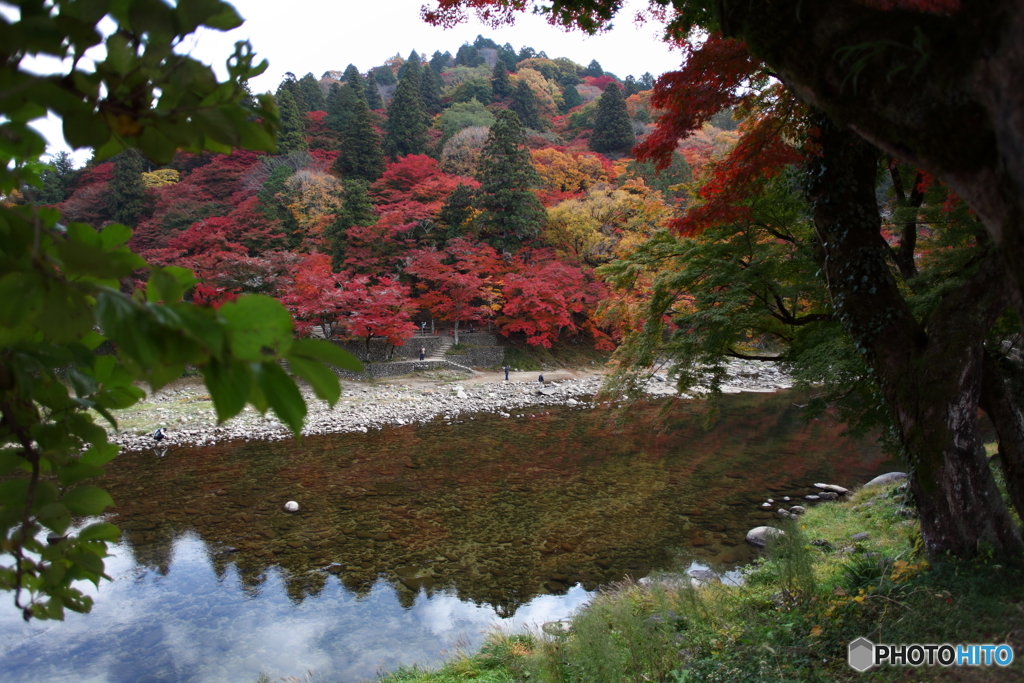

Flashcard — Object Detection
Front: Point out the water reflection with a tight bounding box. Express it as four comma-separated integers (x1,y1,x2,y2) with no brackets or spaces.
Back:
0,392,897,682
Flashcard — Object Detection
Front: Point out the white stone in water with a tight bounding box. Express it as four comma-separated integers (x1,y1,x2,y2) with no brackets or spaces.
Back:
284,501,299,512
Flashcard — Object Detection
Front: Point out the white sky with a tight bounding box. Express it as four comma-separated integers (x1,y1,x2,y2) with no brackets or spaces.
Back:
33,0,683,163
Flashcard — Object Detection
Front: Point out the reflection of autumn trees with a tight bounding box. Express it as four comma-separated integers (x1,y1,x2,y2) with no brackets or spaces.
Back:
105,393,889,614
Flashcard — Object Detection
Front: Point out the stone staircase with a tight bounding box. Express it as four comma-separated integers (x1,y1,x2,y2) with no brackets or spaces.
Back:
426,337,453,360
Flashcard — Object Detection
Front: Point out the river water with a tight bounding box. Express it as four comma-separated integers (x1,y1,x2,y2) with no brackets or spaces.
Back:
0,391,897,682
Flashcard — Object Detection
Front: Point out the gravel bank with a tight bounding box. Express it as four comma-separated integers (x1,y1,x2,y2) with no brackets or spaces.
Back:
112,359,793,452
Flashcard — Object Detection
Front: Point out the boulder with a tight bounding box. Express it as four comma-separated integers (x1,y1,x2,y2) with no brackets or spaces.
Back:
817,491,840,500
789,505,807,515
746,526,785,547
863,472,908,488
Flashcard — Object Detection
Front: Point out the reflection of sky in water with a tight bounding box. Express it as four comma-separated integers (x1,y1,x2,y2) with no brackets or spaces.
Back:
0,532,593,683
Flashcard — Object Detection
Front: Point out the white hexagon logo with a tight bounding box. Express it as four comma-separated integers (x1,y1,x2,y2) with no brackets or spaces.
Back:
848,637,875,672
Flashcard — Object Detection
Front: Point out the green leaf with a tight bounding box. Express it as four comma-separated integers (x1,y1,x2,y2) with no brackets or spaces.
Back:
79,442,119,467
78,522,121,542
0,450,30,477
147,266,193,304
63,111,110,150
219,294,293,361
66,548,105,576
138,125,177,164
62,486,114,516
57,461,106,487
289,337,363,372
285,355,340,407
253,361,306,434
37,502,71,534
99,223,132,249
201,357,250,421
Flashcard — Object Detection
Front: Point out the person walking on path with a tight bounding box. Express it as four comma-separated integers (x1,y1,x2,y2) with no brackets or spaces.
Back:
503,365,510,381
538,373,544,384
420,346,426,361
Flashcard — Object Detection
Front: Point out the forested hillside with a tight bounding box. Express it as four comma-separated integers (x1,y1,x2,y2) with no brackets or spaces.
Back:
28,35,734,353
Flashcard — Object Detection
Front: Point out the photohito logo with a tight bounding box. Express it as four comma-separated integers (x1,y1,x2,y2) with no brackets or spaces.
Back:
848,637,1014,671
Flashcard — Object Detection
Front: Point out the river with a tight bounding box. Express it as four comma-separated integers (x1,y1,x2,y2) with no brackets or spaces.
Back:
0,391,897,682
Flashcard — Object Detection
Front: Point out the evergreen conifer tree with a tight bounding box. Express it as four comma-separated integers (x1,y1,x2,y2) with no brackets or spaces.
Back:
298,73,326,112
474,109,545,253
364,76,384,110
455,43,484,67
589,82,634,154
332,97,385,182
561,84,583,112
372,65,396,86
623,75,640,97
384,55,429,158
491,62,512,100
325,82,356,134
325,180,376,271
639,72,655,90
276,72,300,105
343,64,364,94
429,50,451,73
37,151,76,204
107,149,147,228
420,67,443,115
584,60,604,77
275,89,309,155
439,183,477,241
510,80,543,130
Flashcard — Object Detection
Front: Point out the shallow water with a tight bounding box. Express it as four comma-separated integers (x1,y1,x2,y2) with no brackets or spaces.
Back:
0,391,897,682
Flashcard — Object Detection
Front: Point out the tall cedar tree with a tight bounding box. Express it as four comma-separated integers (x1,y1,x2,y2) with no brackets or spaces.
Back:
37,150,76,204
491,61,512,100
623,75,640,97
455,43,484,67
561,84,582,112
332,96,385,182
383,55,429,158
420,67,444,115
510,80,543,130
275,89,308,155
325,83,355,134
275,72,300,106
474,109,545,253
364,76,384,110
325,179,376,271
590,83,634,154
298,73,326,112
584,60,603,77
429,50,449,73
107,149,147,227
439,183,477,240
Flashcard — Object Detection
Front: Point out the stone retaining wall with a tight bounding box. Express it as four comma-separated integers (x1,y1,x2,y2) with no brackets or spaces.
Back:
334,336,445,363
449,345,505,368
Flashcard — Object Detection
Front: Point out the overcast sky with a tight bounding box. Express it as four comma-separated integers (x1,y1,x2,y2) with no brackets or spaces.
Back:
37,0,682,162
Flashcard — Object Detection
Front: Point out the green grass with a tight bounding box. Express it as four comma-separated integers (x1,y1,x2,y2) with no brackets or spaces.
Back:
376,478,1024,683
498,344,611,373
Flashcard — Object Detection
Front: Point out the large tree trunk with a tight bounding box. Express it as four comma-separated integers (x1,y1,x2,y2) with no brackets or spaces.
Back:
980,353,1024,520
805,119,1022,557
722,0,1024,330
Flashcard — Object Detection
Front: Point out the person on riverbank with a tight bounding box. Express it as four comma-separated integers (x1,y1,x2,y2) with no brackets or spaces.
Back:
538,373,544,384
503,365,510,381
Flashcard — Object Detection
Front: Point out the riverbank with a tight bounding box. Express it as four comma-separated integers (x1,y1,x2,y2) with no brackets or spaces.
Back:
108,358,793,451
376,475,1024,683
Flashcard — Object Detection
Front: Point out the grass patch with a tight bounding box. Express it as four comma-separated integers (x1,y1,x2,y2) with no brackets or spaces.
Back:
378,480,1024,682
498,344,611,373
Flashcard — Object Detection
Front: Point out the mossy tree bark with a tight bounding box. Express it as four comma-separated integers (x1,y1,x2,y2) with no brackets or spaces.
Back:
805,118,1022,557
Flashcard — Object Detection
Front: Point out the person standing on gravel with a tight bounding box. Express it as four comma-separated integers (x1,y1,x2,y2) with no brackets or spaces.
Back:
503,365,510,381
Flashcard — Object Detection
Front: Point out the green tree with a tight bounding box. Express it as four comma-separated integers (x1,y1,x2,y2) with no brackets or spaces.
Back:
421,66,444,115
372,65,396,86
451,79,493,105
325,82,356,134
474,109,546,253
623,75,640,97
456,43,485,67
584,59,603,77
332,97,385,182
36,152,77,205
429,50,452,73
275,89,308,155
0,0,359,622
298,73,327,112
325,179,377,270
384,56,429,158
510,80,543,130
107,149,148,228
439,183,478,241
491,61,512,100
364,76,384,110
561,84,583,113
590,83,634,155
438,99,496,145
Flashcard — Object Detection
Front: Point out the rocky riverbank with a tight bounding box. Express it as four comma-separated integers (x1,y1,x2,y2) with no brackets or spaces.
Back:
110,358,794,452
